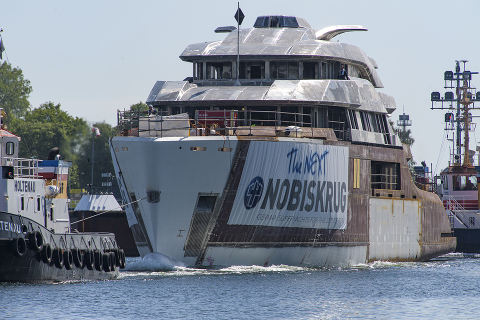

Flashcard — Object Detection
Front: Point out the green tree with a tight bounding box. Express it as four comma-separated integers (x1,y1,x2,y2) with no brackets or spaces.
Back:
0,62,32,126
11,102,89,161
130,101,148,113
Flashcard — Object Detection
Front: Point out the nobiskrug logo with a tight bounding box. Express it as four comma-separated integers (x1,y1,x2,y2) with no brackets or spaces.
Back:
244,176,264,209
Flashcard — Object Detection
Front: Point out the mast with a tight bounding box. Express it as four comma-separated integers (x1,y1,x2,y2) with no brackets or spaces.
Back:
431,61,479,167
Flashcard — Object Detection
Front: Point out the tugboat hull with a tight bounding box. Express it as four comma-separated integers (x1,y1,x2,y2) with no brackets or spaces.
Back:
0,212,123,283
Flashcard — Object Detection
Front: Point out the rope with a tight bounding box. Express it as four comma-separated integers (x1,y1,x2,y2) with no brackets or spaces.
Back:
434,130,448,175
70,196,147,226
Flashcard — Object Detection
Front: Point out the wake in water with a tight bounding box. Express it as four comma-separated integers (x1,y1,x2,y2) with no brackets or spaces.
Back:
119,252,464,279
125,252,186,271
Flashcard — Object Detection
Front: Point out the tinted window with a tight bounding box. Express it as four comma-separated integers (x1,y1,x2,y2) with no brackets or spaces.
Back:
6,142,14,155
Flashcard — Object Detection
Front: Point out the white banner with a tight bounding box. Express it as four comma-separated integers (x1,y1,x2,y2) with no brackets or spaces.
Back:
228,141,349,229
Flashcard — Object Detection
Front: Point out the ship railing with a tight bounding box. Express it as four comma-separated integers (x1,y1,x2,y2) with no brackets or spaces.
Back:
1,157,41,179
116,109,327,139
444,195,480,228
412,172,435,192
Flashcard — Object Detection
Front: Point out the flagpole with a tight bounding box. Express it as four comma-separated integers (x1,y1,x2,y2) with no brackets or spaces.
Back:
91,128,95,192
235,2,241,86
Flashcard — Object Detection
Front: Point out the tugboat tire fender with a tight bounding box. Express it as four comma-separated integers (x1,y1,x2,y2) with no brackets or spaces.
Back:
64,249,73,270
112,248,120,266
28,231,44,252
11,237,27,258
102,253,111,272
84,249,94,270
72,248,84,268
109,252,116,271
119,249,126,269
94,250,103,271
41,243,53,264
53,248,64,269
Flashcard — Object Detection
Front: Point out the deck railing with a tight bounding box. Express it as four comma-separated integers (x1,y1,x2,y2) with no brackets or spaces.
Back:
116,109,324,139
0,157,40,179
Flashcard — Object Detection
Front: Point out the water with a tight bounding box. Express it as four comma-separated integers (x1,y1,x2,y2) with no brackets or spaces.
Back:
2,253,480,319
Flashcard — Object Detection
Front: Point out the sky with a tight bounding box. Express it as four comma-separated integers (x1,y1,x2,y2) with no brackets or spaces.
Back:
1,0,480,175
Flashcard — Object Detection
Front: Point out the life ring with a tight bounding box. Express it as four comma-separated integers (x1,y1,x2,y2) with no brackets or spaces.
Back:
53,248,64,269
94,250,103,271
63,249,73,270
72,248,83,268
84,250,95,270
41,243,53,264
28,231,44,252
11,237,27,258
119,249,126,269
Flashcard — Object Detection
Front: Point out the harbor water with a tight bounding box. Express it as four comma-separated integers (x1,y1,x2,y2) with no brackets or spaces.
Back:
1,253,480,319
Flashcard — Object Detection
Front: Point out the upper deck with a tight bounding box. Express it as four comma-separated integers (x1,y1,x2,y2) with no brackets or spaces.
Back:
128,15,401,148
179,15,382,88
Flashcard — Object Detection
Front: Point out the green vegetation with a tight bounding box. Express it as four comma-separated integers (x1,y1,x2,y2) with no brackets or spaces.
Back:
0,61,32,126
1,61,122,191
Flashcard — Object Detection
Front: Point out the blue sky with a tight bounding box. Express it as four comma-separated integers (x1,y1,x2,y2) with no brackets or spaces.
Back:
1,0,480,174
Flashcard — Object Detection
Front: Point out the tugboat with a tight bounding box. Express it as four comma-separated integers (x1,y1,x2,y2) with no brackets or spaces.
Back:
0,114,126,282
432,61,480,253
110,14,455,267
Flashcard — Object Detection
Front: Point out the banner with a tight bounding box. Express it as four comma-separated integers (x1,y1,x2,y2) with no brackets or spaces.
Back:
228,141,349,229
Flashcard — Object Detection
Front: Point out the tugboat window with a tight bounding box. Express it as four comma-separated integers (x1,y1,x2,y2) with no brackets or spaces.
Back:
6,142,14,155
453,175,477,191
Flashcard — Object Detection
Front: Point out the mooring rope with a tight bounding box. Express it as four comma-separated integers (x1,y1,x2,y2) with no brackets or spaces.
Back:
70,196,147,226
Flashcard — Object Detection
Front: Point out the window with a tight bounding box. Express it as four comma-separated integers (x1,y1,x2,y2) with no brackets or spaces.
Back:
206,62,232,80
240,61,265,79
347,110,359,130
453,175,477,191
371,161,401,190
327,106,347,140
195,63,203,80
469,216,475,226
303,62,316,79
6,142,14,155
37,197,41,212
270,61,299,79
360,111,371,131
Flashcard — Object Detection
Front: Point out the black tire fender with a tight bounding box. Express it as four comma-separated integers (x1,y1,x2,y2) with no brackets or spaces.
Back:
64,249,73,270
119,249,126,269
72,248,83,268
53,248,64,269
41,243,53,264
11,237,27,258
102,253,111,272
28,231,43,252
94,250,103,271
84,249,95,270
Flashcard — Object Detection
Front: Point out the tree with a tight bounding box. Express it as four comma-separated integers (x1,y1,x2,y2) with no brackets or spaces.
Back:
130,101,148,113
11,102,89,161
389,118,415,146
0,62,32,126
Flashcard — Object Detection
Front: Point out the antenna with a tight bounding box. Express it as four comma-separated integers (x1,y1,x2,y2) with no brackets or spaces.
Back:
397,105,412,133
431,61,479,166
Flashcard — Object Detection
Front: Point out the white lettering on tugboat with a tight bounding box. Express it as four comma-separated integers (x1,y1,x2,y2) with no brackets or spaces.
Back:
0,221,22,233
14,180,36,193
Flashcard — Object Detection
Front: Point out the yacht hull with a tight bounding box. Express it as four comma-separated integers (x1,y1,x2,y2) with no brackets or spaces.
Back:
111,136,455,267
